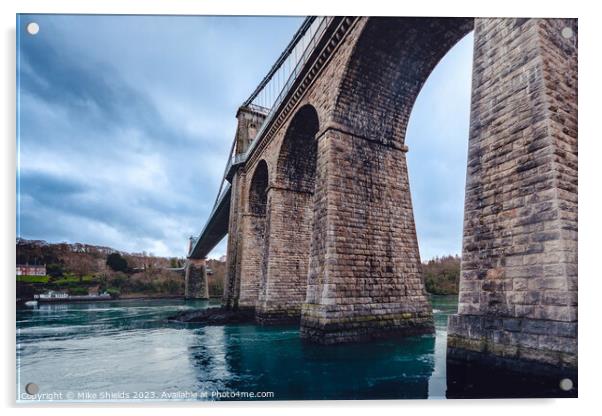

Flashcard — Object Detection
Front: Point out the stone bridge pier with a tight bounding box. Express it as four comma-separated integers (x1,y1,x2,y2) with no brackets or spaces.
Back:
223,105,268,311
185,258,209,299
299,17,477,344
447,18,577,378
193,16,577,377
255,105,319,325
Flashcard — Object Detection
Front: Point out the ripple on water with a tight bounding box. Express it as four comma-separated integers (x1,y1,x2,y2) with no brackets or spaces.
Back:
17,297,458,401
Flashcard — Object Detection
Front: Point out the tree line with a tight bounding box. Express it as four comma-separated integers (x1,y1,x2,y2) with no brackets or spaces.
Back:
422,255,461,295
16,239,188,299
17,239,458,299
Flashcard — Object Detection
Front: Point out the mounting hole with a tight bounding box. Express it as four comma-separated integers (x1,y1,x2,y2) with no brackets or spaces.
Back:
25,382,39,395
559,378,573,391
26,22,40,35
561,27,573,39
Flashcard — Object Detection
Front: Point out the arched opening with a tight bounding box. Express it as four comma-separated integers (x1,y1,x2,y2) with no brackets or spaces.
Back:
248,160,269,216
276,105,319,192
332,17,473,148
403,30,474,398
238,160,269,309
256,104,319,324
406,32,473,292
301,17,474,343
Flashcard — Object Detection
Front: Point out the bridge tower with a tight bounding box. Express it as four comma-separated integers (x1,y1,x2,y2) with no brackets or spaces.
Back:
223,105,268,310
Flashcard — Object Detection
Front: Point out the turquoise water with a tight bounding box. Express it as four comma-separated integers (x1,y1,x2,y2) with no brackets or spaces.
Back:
16,296,458,402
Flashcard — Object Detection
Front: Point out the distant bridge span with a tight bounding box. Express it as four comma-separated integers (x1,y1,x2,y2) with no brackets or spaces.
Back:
189,185,230,260
185,16,577,378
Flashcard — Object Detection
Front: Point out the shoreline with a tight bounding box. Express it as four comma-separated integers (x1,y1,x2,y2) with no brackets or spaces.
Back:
118,295,222,301
118,294,185,300
17,294,222,305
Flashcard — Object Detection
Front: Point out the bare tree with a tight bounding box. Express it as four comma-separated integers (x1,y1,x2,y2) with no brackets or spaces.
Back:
64,254,95,283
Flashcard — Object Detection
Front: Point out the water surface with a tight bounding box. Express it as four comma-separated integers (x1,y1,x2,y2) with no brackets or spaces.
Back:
17,295,458,401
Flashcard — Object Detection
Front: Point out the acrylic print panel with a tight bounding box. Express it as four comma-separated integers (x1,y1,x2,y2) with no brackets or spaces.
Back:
16,14,578,402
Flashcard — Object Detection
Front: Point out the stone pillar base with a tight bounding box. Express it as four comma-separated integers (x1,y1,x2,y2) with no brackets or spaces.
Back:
255,304,301,325
447,314,577,377
300,305,434,344
232,305,255,313
184,258,209,300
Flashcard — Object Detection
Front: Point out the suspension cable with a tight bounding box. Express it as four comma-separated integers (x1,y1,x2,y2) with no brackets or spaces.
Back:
242,16,315,108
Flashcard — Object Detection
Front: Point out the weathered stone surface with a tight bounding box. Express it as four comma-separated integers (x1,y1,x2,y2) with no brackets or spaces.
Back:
205,17,577,368
237,160,269,309
222,106,267,309
297,17,473,342
256,105,318,324
447,17,577,374
223,169,244,308
184,258,209,299
299,127,435,343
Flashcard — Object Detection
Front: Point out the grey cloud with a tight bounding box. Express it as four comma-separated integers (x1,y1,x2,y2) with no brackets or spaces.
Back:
17,15,472,260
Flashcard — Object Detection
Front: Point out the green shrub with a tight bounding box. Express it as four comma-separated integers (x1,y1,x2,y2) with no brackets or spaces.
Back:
106,253,128,272
159,279,184,295
46,263,64,278
68,287,89,296
16,275,49,283
53,275,95,285
106,287,120,298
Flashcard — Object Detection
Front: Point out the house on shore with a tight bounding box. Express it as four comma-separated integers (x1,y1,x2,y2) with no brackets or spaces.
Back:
16,264,46,276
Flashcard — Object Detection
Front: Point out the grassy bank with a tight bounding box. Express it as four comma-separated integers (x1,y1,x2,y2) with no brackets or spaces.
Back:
16,270,184,301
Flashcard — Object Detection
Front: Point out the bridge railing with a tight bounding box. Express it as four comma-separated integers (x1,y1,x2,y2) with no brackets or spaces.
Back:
243,17,326,110
209,16,330,215
239,16,331,159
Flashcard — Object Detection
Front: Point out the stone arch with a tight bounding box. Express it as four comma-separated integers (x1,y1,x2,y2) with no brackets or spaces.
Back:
301,17,474,343
276,104,320,192
332,17,474,148
237,159,270,309
256,104,320,324
248,160,269,216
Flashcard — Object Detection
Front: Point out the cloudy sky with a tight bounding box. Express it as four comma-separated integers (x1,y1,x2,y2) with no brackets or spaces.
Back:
17,14,473,260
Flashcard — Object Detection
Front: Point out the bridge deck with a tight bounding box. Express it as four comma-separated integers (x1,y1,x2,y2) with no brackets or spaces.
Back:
189,185,230,259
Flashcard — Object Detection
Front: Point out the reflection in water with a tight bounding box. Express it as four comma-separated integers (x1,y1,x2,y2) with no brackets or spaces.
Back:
188,326,232,393
446,353,578,398
221,325,434,400
427,296,459,399
17,296,456,401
